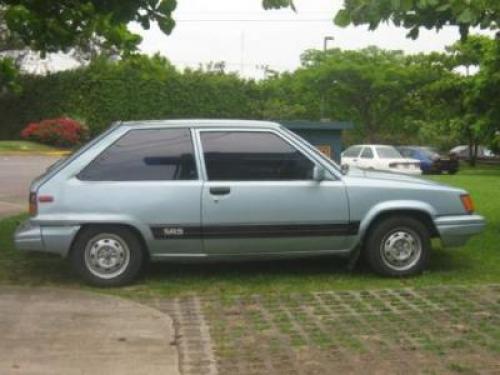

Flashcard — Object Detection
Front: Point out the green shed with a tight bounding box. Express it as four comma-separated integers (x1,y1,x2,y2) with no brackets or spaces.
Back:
279,121,354,163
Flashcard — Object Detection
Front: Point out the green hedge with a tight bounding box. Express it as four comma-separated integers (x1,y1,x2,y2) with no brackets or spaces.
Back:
0,55,266,139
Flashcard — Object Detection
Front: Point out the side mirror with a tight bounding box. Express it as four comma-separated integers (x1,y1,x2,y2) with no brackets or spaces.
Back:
341,164,350,175
313,166,326,182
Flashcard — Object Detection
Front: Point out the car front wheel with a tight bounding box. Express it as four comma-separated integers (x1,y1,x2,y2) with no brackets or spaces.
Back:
364,216,430,277
70,226,144,287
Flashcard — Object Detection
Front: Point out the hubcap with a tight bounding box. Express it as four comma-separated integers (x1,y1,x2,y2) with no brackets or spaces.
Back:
380,228,422,271
84,234,130,279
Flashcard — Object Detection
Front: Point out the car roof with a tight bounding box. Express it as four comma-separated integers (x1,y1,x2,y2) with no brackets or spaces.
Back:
397,145,422,149
347,144,396,148
118,119,282,129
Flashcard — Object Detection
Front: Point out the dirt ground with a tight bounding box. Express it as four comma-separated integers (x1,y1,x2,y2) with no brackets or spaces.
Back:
0,155,58,218
206,285,500,374
143,284,500,375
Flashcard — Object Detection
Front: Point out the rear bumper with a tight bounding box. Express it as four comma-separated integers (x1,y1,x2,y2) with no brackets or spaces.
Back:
430,160,459,173
435,214,486,247
14,221,44,252
14,220,80,257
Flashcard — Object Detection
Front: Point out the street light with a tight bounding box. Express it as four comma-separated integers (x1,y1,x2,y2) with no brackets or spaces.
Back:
323,36,334,51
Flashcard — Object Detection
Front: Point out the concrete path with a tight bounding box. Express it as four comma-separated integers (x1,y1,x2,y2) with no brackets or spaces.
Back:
0,156,58,218
0,287,180,375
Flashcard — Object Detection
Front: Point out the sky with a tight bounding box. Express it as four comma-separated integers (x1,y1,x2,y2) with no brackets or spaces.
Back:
128,0,470,79
34,0,490,78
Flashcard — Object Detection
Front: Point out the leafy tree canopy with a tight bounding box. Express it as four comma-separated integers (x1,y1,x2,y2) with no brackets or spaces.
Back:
1,0,296,56
1,0,178,56
332,0,500,40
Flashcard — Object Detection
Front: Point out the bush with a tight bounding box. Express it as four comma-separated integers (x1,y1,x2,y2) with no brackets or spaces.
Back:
0,55,265,139
21,117,89,147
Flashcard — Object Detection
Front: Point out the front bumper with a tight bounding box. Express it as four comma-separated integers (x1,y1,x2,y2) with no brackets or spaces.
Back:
14,220,80,257
435,214,486,247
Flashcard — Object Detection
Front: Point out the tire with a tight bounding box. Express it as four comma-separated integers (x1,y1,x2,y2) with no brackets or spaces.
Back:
364,216,430,277
70,226,144,287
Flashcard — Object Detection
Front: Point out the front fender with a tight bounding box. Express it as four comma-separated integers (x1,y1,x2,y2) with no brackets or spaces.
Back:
358,200,437,239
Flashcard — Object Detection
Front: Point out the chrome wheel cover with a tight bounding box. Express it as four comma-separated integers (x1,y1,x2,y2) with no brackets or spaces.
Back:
380,228,422,272
84,234,130,279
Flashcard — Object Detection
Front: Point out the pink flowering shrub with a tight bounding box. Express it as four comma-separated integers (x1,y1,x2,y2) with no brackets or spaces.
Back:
21,117,89,147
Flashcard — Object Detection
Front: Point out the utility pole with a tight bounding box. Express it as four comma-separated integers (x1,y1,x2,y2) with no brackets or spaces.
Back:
320,36,334,120
240,31,245,77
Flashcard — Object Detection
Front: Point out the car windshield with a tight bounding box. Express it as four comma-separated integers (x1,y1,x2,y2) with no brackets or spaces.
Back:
376,146,402,159
279,126,342,173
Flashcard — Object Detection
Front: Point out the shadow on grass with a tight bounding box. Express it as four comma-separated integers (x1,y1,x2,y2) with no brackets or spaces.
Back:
0,215,490,296
0,245,479,293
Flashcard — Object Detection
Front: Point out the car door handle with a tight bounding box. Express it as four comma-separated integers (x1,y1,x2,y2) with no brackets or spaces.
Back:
209,186,231,196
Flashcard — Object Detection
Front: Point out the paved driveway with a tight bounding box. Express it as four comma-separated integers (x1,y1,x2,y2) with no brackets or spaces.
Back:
0,287,180,375
0,155,58,218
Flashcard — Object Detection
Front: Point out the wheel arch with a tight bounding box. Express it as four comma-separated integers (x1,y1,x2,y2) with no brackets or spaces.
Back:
358,202,439,245
69,223,150,260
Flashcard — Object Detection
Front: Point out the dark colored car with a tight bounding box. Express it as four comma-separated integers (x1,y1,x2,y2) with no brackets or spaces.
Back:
397,146,458,175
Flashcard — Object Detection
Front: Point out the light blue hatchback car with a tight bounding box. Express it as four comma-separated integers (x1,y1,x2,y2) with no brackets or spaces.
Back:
14,120,485,286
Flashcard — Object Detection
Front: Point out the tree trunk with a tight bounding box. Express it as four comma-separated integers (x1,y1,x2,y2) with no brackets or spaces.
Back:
466,130,475,167
471,142,478,167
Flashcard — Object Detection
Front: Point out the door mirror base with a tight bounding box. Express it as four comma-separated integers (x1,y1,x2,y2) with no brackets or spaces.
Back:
313,166,326,182
341,164,350,175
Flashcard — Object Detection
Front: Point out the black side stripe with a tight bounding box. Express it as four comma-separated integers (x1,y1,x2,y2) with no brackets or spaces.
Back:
151,222,359,239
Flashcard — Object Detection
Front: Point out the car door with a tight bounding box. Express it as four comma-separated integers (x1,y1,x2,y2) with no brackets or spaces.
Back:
358,146,375,169
75,127,203,256
196,128,353,256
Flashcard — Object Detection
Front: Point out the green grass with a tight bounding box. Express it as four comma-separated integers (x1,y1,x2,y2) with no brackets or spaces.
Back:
0,166,499,298
0,140,62,154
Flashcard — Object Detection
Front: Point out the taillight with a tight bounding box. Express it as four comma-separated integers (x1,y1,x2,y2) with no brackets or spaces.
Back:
460,194,475,214
29,192,54,216
29,192,37,216
38,195,54,203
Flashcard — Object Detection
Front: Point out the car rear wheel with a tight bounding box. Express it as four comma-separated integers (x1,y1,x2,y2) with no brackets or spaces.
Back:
364,216,430,276
70,226,144,287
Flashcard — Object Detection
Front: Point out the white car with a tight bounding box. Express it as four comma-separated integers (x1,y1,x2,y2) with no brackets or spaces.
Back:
342,145,422,175
449,145,494,159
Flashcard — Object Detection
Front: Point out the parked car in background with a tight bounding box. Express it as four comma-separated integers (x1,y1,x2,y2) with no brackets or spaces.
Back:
397,146,458,174
14,120,484,286
341,145,421,175
449,145,495,159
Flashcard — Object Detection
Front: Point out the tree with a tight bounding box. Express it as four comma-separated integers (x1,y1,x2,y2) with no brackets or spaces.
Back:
333,0,500,40
0,1,298,57
1,1,178,56
285,47,445,143
0,1,297,92
0,57,18,93
414,36,500,165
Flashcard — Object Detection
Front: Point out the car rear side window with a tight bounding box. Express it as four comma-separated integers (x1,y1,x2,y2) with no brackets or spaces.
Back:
200,131,315,181
361,147,374,158
78,128,197,181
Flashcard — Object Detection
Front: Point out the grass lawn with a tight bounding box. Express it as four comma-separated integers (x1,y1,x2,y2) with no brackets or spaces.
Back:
0,140,65,154
0,164,499,298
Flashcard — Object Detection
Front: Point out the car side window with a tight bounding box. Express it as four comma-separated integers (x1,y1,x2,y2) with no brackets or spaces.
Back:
200,131,315,181
399,149,412,158
361,147,374,159
343,146,362,158
78,128,197,181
